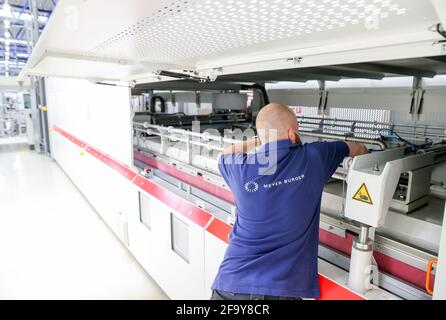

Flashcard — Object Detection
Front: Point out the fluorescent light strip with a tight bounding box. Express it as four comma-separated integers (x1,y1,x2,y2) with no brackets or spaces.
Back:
0,8,49,23
0,37,29,45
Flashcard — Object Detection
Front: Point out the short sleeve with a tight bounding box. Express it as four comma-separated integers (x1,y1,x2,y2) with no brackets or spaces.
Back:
218,153,246,189
310,141,349,181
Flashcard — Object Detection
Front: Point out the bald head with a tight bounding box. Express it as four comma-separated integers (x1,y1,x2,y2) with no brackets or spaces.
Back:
256,103,299,144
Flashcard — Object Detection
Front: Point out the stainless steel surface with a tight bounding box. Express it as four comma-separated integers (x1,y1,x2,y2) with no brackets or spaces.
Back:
353,238,374,251
359,225,370,244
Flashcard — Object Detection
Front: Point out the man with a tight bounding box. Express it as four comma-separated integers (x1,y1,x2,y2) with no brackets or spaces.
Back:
211,103,368,300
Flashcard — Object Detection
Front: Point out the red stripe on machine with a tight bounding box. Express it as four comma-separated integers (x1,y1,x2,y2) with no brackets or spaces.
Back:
374,251,434,290
134,151,235,204
53,125,366,300
206,218,232,243
133,175,212,228
84,146,104,160
319,228,356,256
319,228,431,290
53,126,86,148
54,126,137,182
317,275,365,300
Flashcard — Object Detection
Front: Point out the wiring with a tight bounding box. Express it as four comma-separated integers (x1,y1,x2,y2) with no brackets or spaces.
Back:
381,129,433,151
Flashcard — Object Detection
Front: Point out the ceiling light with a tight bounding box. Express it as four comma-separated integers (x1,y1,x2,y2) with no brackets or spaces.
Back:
3,4,10,14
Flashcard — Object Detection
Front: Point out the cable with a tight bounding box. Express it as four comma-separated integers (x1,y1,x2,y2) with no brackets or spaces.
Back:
382,129,433,151
150,96,166,113
437,23,446,38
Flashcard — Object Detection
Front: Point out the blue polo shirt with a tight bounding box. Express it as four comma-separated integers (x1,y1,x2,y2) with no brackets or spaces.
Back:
212,140,349,298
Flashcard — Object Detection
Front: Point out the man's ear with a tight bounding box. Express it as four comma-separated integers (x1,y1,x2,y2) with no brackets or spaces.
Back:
288,129,296,143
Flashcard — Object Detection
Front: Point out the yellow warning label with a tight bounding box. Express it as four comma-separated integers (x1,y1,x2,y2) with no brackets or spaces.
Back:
352,183,373,205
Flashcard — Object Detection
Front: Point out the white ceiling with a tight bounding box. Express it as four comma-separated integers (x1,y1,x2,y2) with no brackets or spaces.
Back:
19,0,446,83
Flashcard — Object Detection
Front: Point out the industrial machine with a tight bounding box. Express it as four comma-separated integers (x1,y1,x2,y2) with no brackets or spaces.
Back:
0,92,34,148
0,98,27,138
17,0,446,301
131,70,446,300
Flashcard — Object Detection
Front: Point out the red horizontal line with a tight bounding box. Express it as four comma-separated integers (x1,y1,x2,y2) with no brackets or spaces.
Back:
52,125,365,300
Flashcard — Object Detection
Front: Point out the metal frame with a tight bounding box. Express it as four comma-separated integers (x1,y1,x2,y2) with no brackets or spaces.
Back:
0,0,56,76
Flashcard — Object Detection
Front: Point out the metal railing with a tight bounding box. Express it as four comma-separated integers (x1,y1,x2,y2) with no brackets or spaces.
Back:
134,115,446,153
297,116,446,142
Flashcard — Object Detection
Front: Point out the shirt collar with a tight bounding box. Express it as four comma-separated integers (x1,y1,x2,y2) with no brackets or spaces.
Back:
259,139,297,152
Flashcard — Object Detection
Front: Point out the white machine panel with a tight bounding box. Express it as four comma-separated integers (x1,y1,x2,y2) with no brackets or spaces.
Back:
345,149,435,227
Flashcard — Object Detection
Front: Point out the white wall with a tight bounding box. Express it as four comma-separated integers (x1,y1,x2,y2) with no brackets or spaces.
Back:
46,78,133,166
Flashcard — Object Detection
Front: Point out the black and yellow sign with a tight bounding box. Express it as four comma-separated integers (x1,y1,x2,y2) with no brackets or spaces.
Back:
352,183,373,205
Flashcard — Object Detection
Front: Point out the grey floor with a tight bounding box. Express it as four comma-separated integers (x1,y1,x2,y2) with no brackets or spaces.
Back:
0,139,168,300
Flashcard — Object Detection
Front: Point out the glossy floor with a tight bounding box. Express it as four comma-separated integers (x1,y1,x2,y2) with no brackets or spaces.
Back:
0,142,168,300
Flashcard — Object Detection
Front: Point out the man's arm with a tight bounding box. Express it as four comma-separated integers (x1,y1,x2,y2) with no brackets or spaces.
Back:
219,138,259,156
345,142,369,158
217,138,259,187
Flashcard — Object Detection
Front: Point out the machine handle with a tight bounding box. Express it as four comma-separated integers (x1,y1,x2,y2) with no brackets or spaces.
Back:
425,259,438,295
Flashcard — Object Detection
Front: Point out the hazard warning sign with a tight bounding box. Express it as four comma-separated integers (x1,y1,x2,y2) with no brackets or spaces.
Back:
352,183,373,205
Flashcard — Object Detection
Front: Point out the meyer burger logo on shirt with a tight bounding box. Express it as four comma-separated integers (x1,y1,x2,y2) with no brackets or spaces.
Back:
244,181,259,193
244,174,305,193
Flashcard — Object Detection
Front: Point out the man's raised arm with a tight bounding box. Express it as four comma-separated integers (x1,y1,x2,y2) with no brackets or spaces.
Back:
345,142,369,158
219,138,259,157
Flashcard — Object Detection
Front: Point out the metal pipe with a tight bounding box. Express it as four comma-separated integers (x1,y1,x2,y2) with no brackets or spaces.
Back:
298,127,446,143
171,137,223,151
300,131,387,149
298,120,389,132
390,130,446,139
298,122,446,140
139,123,387,149
146,124,242,145
135,127,224,151
297,116,446,131
332,172,347,181
359,225,370,244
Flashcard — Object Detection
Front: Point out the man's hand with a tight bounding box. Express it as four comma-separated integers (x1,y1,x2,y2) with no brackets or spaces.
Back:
346,142,368,158
219,138,260,157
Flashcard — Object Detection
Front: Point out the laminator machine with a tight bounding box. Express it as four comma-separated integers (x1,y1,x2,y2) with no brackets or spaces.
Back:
132,70,446,300
17,0,446,301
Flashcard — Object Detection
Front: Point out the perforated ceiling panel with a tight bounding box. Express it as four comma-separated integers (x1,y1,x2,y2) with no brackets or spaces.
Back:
20,0,443,82
90,0,411,63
